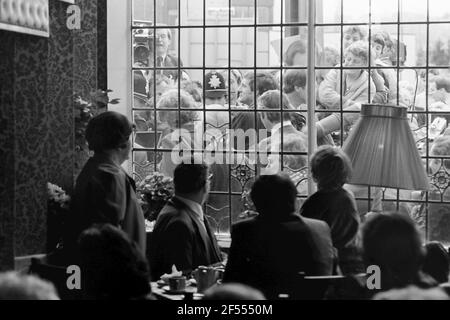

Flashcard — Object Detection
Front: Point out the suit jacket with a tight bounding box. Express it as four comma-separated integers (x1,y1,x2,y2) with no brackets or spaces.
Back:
64,154,146,257
223,214,334,299
149,197,222,279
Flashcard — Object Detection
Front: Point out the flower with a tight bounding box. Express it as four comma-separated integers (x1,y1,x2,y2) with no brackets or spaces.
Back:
136,172,174,221
47,183,71,210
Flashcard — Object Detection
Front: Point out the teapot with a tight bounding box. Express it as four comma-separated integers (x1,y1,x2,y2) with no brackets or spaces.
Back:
192,266,224,293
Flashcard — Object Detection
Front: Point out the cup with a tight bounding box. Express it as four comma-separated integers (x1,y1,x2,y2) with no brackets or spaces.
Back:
193,266,220,293
168,276,186,292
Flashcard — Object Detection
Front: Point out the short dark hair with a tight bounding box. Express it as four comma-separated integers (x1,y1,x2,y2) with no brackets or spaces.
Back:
258,90,293,123
283,69,307,94
86,111,133,153
250,174,298,218
435,76,450,93
79,224,151,300
422,241,450,284
244,72,279,96
285,40,307,66
362,212,426,290
311,146,352,190
174,160,209,194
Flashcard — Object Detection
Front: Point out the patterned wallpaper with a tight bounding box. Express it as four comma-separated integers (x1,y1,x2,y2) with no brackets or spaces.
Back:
0,32,16,271
0,0,107,266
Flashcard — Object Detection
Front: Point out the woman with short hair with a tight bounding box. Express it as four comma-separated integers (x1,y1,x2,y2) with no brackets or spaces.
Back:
64,111,146,261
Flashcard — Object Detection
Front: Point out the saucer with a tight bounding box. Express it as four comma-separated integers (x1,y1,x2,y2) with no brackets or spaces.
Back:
162,285,196,295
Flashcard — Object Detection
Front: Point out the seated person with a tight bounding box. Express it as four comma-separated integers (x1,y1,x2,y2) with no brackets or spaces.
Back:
317,41,376,138
0,272,59,300
79,224,154,300
203,283,266,300
371,32,397,103
223,174,334,299
149,160,223,279
422,241,450,284
300,146,362,274
361,212,438,298
283,69,334,146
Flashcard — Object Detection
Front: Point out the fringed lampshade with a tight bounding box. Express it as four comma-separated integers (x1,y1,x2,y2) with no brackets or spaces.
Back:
343,104,429,191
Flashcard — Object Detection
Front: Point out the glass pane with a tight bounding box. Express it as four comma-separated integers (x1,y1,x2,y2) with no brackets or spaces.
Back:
206,0,230,26
259,0,278,25
180,0,204,26
231,0,255,25
133,0,154,26
371,0,398,23
205,28,229,68
317,26,341,67
401,24,426,67
282,27,308,67
343,0,369,24
155,0,179,26
400,0,427,22
429,0,450,22
259,26,281,68
230,27,255,67
283,0,307,24
429,24,450,67
317,0,341,24
180,28,204,68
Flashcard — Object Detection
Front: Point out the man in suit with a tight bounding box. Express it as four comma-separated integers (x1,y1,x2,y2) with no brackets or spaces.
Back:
149,160,223,279
223,174,335,299
153,28,187,83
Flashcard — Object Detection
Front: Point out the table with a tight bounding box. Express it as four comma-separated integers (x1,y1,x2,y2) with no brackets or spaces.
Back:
151,282,204,301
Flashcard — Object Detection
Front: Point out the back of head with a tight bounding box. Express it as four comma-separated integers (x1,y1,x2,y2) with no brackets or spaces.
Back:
250,174,298,219
86,111,133,153
283,69,307,94
78,224,150,300
203,283,266,300
285,39,307,66
157,89,198,127
362,212,425,290
173,158,209,195
311,146,352,190
258,90,293,123
245,71,279,96
435,76,450,93
0,272,59,300
422,241,450,284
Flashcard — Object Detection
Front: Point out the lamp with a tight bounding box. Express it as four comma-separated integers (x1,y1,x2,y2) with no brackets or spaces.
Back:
342,104,429,212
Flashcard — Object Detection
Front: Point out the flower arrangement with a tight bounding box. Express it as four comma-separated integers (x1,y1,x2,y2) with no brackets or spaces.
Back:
47,183,71,252
136,172,175,222
47,183,71,210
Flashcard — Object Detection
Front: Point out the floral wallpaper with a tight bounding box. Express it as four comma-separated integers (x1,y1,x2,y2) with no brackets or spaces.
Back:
0,0,107,267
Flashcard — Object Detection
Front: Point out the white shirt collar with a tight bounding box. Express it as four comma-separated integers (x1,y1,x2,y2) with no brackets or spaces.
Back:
175,195,204,221
271,121,292,136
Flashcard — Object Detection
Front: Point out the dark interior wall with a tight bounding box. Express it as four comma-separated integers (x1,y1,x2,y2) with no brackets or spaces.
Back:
0,0,107,270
